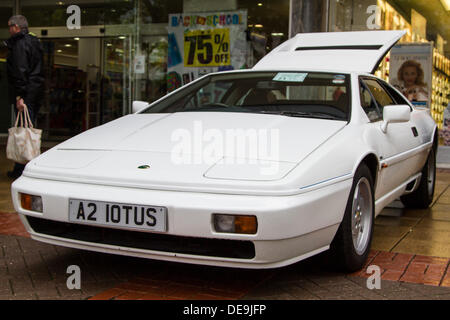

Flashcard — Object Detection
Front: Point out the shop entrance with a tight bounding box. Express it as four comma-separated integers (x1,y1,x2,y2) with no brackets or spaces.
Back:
38,35,131,141
1,25,169,140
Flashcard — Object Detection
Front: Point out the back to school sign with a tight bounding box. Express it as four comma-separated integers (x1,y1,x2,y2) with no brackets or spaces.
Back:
167,10,247,92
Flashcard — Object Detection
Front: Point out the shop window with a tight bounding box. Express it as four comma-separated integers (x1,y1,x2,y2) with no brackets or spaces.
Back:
140,0,183,24
0,1,13,30
238,0,289,63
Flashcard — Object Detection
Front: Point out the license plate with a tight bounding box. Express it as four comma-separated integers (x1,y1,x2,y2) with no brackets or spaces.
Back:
68,199,167,232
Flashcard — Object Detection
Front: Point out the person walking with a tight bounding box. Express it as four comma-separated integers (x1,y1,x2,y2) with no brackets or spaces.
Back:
5,15,44,179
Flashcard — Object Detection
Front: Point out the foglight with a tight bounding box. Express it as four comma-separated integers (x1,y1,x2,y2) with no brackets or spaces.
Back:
20,193,43,213
213,214,257,234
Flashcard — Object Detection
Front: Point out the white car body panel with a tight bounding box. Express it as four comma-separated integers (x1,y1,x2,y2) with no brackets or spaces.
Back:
11,31,437,269
13,172,350,268
25,113,347,195
253,30,406,73
53,112,345,163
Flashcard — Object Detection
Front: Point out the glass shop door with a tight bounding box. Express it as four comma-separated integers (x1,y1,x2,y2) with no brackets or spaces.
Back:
101,36,132,124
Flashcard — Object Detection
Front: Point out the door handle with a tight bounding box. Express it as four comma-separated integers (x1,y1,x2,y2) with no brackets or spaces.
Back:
411,127,418,137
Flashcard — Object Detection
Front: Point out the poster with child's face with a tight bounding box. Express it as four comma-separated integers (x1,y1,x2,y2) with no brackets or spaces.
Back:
389,43,433,108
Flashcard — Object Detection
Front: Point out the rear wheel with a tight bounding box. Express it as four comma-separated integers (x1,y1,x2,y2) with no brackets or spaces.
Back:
330,163,374,272
400,147,436,209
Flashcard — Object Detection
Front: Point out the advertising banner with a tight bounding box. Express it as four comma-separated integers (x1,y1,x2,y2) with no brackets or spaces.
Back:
389,43,433,108
167,10,248,92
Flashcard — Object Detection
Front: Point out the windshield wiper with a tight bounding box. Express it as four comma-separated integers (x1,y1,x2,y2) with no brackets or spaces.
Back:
282,111,341,120
259,110,341,120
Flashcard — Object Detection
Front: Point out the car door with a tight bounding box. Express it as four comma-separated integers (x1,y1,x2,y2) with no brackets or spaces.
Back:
360,77,423,199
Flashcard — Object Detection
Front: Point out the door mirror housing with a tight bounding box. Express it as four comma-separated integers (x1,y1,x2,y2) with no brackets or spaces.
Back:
381,104,411,133
132,101,150,113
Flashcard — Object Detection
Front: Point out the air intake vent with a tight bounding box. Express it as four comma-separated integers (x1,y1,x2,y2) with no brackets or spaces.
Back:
26,216,255,259
295,45,383,51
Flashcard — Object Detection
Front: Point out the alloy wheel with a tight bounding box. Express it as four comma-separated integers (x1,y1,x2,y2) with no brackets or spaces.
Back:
351,177,373,255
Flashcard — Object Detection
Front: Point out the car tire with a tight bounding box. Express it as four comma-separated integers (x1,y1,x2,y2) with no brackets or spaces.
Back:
400,146,436,209
330,163,374,273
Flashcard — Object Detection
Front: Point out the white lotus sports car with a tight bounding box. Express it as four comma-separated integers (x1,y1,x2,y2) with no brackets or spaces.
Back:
11,31,437,271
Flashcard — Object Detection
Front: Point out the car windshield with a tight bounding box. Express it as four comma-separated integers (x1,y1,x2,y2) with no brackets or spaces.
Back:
142,71,351,121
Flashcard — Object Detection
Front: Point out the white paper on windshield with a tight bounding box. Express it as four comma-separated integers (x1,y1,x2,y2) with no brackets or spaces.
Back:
273,72,308,82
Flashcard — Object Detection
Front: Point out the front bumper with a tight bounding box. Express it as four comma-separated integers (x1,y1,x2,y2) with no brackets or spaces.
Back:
11,175,352,268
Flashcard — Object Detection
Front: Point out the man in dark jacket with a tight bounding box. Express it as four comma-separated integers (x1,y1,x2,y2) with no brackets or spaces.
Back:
5,15,44,178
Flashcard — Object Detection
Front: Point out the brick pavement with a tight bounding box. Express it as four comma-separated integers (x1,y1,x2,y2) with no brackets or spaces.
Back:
351,251,450,287
1,214,449,300
2,230,450,300
0,169,450,300
0,232,276,300
0,212,28,238
0,234,125,299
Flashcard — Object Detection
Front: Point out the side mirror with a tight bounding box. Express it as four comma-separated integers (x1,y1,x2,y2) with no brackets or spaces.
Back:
132,101,150,113
381,104,411,133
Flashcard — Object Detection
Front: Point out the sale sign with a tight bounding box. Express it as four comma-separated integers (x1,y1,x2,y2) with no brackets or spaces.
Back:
184,28,230,67
167,10,248,92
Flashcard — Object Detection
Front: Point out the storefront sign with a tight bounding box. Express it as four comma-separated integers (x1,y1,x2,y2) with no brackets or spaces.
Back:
167,10,247,92
184,28,230,67
389,43,433,108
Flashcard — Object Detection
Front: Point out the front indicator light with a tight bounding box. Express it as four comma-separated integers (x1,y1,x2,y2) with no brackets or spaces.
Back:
20,193,43,212
213,214,257,234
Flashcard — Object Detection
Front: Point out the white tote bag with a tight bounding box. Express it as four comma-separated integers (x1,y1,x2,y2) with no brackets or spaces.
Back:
6,105,42,164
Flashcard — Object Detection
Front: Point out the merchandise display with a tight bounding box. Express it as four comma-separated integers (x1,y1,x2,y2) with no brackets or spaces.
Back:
38,66,86,139
431,49,450,130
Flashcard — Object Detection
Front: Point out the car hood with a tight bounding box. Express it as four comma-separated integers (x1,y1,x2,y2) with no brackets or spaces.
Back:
26,112,346,194
52,112,345,162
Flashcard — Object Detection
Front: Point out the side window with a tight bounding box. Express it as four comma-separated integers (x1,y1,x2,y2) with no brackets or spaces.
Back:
379,80,412,107
363,79,394,114
359,80,382,122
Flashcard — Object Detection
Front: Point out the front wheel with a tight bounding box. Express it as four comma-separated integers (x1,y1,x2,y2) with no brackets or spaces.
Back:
330,163,374,272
